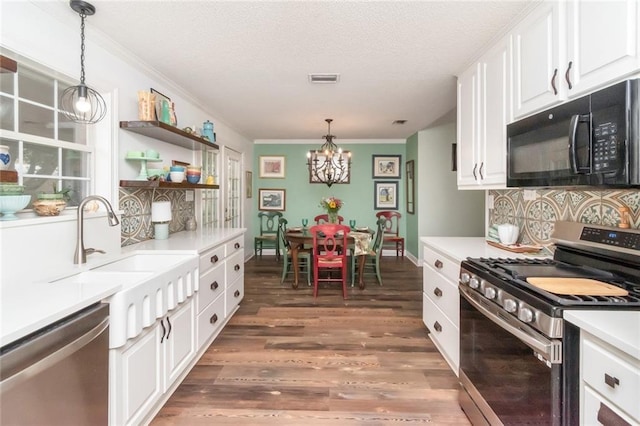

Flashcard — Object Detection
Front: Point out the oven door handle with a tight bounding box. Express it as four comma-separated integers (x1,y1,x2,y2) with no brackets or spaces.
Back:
460,287,560,363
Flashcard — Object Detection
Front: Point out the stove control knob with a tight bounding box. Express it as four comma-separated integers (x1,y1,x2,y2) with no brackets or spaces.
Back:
518,307,534,323
469,277,480,289
460,272,470,284
484,287,496,299
503,299,518,313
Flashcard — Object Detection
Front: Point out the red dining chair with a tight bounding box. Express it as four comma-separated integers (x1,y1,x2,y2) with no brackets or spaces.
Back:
375,211,404,257
314,214,344,224
309,224,350,299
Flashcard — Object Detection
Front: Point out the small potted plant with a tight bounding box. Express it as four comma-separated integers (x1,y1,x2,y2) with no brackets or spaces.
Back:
32,185,71,216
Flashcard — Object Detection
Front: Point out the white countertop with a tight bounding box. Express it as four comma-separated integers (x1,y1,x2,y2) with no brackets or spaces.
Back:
564,310,640,360
420,236,549,263
0,227,246,348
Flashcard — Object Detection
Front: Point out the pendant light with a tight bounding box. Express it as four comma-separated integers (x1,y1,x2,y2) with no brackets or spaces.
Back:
307,119,351,187
61,0,107,124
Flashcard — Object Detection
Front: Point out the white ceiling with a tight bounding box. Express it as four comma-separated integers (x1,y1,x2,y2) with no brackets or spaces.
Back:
79,0,536,140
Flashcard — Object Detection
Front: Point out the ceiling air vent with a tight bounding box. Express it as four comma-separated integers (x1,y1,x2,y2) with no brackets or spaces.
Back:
308,73,340,84
392,120,407,125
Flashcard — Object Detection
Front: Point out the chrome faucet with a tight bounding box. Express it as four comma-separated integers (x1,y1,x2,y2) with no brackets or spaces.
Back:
74,195,120,264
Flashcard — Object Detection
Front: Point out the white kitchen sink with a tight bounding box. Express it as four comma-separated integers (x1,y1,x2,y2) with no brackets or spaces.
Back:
92,254,195,274
50,270,153,286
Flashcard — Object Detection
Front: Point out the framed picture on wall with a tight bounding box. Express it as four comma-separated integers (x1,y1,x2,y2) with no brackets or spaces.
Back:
374,181,398,210
246,171,253,198
259,156,286,178
258,188,286,211
372,155,401,179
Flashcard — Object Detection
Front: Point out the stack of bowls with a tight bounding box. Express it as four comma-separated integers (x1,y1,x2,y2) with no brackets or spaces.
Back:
169,165,185,183
186,166,202,184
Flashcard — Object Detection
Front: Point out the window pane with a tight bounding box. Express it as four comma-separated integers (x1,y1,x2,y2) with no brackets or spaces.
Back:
18,101,54,138
58,113,87,144
61,179,86,207
0,72,14,95
0,95,14,131
18,66,54,106
23,177,56,202
22,142,58,176
61,148,89,177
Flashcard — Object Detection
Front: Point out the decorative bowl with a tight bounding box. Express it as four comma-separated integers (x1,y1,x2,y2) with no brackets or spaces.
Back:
186,174,200,184
169,166,185,172
0,183,25,195
32,198,67,216
169,171,185,183
0,195,31,220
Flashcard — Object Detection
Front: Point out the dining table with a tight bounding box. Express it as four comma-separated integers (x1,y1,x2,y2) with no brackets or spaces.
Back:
285,228,373,290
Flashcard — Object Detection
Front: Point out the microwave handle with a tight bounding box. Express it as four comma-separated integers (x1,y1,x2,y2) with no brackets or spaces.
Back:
569,113,591,174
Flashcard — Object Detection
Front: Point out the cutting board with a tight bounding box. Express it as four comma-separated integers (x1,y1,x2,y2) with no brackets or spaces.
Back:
526,277,628,296
487,240,543,253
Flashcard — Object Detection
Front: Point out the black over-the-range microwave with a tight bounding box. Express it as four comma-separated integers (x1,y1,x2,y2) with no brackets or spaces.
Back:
507,79,639,188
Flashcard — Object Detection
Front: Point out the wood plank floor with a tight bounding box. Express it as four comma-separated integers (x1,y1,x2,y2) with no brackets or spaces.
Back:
152,255,470,425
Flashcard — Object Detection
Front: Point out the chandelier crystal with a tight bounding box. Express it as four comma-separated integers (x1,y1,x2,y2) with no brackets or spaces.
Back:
307,119,351,187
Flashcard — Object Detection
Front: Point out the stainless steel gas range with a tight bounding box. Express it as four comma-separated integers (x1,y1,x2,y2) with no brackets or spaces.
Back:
458,221,640,426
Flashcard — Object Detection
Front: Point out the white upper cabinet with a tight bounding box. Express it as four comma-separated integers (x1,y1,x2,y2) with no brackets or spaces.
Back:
457,36,511,189
566,0,640,97
512,2,564,119
513,0,640,120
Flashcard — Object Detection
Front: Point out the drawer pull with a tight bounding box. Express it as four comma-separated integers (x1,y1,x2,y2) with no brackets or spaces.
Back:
234,242,240,249
166,316,172,339
433,287,443,297
210,314,218,324
210,281,219,290
210,254,219,264
234,264,241,272
433,321,442,333
434,260,443,269
160,319,166,343
604,373,620,388
597,402,630,426
234,290,240,298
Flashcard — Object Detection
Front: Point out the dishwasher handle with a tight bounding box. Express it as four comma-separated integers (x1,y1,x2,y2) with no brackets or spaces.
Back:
0,308,109,393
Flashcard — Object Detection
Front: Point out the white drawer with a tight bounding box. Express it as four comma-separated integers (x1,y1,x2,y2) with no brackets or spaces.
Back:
582,335,640,421
225,250,244,285
423,292,459,374
226,278,244,317
197,264,225,313
423,245,459,283
199,245,225,275
196,293,225,349
583,385,638,426
225,236,244,256
423,266,459,327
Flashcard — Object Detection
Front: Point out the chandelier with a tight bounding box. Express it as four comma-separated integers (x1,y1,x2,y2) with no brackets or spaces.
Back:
307,119,351,187
60,0,107,124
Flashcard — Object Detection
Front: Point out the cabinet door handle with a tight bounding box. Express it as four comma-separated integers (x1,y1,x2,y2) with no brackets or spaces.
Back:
160,319,166,343
604,373,620,388
472,163,478,180
166,316,172,339
565,61,573,90
234,264,240,272
597,402,630,426
210,281,219,290
478,162,484,180
234,242,240,249
210,314,218,324
433,321,442,333
434,287,443,297
234,290,240,298
434,260,443,269
210,254,219,264
551,68,558,95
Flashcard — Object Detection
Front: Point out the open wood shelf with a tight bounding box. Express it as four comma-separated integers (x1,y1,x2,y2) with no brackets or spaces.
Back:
120,180,219,190
119,120,219,150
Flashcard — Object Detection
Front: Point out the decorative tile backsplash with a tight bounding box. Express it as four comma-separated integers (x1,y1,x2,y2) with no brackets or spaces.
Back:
489,189,640,246
119,188,195,246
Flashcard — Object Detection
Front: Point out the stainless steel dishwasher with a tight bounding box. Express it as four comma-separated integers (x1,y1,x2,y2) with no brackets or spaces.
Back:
0,303,109,425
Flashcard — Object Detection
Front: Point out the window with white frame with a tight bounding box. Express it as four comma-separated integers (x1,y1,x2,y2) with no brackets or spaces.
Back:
0,50,92,208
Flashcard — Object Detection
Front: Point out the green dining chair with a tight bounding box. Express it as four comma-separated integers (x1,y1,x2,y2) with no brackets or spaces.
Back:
279,217,312,286
254,211,282,260
351,217,385,287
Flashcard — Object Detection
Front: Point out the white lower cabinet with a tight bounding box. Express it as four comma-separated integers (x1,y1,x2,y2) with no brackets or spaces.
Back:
110,299,194,426
422,243,460,374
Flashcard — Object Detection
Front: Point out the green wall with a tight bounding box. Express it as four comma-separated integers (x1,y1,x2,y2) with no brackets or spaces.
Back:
252,142,406,235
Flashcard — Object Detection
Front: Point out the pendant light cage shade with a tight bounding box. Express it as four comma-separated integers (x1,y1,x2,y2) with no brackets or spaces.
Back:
61,84,107,124
307,119,352,187
61,0,107,124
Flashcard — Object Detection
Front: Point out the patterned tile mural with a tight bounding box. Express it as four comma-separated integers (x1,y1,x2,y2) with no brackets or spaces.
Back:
119,188,195,246
489,189,640,246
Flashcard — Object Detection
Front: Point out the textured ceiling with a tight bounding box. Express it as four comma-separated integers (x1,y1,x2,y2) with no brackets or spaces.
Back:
67,0,536,140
